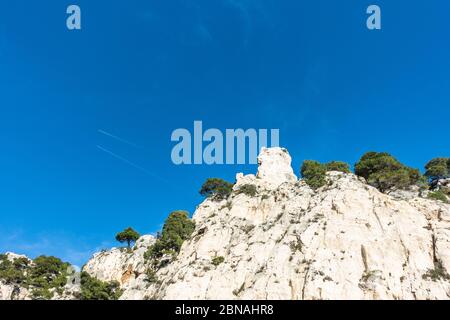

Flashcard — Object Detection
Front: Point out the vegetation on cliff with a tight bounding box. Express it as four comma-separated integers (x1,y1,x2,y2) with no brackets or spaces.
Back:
115,227,141,249
145,210,195,260
79,271,122,300
354,152,425,192
301,160,350,189
0,254,70,299
199,178,234,201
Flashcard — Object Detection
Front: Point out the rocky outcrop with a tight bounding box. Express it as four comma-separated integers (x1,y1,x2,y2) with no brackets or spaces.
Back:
0,253,80,300
0,282,29,300
79,147,450,300
82,235,155,300
3,148,450,300
142,172,449,300
435,178,450,194
255,147,297,189
0,253,31,300
83,235,154,284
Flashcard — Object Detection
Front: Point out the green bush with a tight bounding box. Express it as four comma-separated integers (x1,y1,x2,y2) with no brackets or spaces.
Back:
145,211,195,260
355,152,424,192
301,159,352,190
428,190,449,203
1,255,125,300
0,254,28,285
115,227,140,249
236,184,258,197
0,255,71,300
425,157,450,182
79,271,122,300
27,256,70,299
422,260,450,282
145,268,159,283
325,161,351,173
301,160,327,190
0,255,29,285
199,178,234,201
211,256,225,266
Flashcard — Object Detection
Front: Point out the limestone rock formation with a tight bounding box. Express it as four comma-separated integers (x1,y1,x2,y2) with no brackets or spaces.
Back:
2,147,450,300
255,147,297,189
0,282,29,300
82,235,155,300
141,169,450,300
82,147,450,300
0,252,80,300
0,253,31,300
83,235,155,284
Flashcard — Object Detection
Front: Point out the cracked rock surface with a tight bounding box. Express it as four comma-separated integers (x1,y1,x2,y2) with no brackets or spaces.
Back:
98,148,449,300
2,148,450,300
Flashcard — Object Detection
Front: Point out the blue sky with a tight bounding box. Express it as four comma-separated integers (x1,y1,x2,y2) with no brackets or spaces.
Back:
0,1,449,266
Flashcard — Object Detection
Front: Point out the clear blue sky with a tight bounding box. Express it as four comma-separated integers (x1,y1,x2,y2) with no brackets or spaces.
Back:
1,1,449,266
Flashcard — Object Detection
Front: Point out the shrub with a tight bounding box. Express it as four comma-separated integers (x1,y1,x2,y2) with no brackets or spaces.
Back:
145,211,195,260
199,178,234,201
425,158,450,183
0,254,71,299
145,268,158,283
211,256,225,266
325,161,351,173
0,255,29,285
301,160,327,190
355,152,424,192
422,260,450,282
428,190,449,203
79,271,122,300
115,227,140,249
236,184,258,197
0,257,27,286
27,256,70,299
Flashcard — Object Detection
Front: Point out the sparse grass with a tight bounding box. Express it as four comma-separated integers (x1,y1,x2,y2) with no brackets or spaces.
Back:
145,268,159,283
428,190,449,203
422,260,450,282
221,201,233,211
289,237,303,253
236,184,258,197
211,256,225,266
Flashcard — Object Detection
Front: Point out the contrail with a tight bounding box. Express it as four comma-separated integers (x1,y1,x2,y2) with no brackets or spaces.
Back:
96,145,169,184
98,129,143,149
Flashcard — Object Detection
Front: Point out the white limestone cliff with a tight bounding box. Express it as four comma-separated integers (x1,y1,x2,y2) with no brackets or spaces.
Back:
82,147,450,300
0,253,80,300
82,235,155,300
2,147,450,300
0,253,31,300
255,147,297,188
141,171,450,300
83,235,155,284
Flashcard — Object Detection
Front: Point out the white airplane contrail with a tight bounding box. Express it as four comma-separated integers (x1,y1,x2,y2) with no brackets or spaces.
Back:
98,129,144,149
96,145,169,184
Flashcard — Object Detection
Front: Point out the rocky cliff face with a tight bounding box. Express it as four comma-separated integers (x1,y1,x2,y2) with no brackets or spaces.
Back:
83,235,155,300
0,252,79,300
2,147,450,300
0,253,31,300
